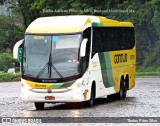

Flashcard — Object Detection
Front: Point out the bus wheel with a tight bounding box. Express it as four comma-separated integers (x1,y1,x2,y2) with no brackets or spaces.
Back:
86,86,95,107
34,102,44,110
117,80,127,100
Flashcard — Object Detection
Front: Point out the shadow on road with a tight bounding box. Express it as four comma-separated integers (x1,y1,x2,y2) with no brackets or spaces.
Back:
31,96,136,111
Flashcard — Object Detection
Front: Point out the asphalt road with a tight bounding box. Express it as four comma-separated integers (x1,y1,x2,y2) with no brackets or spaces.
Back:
0,78,160,125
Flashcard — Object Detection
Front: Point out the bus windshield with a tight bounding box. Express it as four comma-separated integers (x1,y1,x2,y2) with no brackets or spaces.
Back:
23,34,82,80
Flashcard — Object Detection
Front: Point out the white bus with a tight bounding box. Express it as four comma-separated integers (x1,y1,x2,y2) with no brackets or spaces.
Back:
14,15,136,109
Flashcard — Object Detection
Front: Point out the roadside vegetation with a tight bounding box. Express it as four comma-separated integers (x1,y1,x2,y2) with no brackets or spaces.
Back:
136,66,160,77
0,72,20,82
136,72,160,77
0,0,159,82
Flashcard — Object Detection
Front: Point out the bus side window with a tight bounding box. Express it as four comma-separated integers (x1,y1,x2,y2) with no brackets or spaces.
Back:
92,27,101,57
92,27,135,53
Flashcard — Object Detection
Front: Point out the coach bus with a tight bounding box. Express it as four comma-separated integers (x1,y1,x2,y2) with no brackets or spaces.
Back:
13,15,136,110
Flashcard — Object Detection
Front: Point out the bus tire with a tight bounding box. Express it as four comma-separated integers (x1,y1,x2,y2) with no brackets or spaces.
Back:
86,86,95,107
34,102,44,110
117,80,127,100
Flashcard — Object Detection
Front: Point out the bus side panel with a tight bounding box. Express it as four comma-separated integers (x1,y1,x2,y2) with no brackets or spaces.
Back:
109,46,136,92
89,46,135,97
126,64,136,90
89,53,116,98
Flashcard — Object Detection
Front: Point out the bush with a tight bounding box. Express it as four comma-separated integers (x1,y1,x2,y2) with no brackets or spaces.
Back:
143,66,156,72
0,52,17,72
137,65,160,72
0,72,21,82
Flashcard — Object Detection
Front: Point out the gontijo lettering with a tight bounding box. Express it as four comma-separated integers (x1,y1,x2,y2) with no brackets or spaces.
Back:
114,53,127,64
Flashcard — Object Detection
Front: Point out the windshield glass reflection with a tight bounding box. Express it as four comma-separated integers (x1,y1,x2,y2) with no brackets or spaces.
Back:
23,34,82,79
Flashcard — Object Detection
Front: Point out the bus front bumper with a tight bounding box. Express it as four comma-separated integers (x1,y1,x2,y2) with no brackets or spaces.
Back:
21,87,85,103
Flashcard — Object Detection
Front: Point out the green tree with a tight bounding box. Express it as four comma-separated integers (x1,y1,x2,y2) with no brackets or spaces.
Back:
0,15,24,53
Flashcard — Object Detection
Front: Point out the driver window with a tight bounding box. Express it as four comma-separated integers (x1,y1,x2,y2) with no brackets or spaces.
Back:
81,28,91,73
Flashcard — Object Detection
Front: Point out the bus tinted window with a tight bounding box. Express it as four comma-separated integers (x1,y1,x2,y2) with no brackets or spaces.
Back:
92,27,135,53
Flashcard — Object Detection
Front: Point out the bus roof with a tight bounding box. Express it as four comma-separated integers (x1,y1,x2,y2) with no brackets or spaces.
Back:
25,15,134,34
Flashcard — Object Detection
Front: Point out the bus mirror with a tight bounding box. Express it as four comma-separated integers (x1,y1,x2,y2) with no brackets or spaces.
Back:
18,48,23,63
80,38,88,57
13,39,24,60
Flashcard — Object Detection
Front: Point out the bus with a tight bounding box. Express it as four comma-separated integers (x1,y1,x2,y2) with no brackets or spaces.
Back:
13,15,136,110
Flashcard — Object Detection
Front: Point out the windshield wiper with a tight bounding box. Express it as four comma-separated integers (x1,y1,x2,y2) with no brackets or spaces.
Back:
35,54,65,82
35,62,48,79
48,54,65,81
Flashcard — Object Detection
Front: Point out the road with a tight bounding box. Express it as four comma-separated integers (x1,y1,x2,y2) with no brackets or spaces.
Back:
0,78,160,124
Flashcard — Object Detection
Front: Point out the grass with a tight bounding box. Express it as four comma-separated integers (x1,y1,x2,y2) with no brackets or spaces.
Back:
136,72,160,77
0,72,21,82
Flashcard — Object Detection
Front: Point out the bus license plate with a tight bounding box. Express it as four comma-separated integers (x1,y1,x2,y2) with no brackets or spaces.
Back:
45,96,55,100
